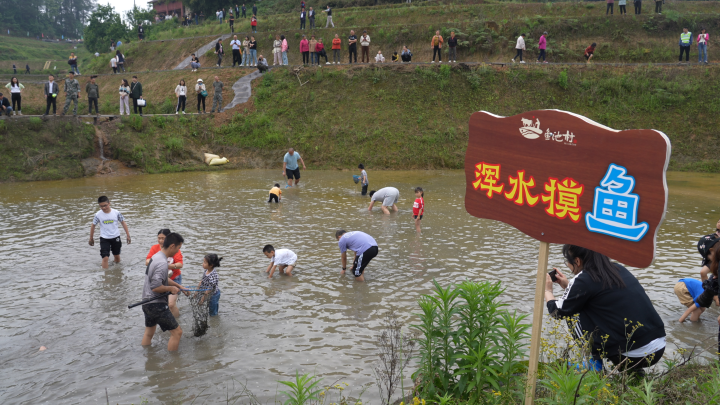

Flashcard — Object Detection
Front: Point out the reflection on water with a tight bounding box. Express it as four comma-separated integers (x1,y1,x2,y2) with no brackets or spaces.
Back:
0,170,718,403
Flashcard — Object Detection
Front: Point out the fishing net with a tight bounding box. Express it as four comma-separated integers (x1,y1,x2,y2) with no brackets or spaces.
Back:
180,291,210,337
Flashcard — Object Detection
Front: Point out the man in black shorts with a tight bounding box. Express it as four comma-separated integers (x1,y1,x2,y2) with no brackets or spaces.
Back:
336,229,379,282
141,233,186,351
283,147,307,188
89,196,131,269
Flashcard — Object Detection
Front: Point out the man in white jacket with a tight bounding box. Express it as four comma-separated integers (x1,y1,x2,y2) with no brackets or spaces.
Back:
512,34,526,63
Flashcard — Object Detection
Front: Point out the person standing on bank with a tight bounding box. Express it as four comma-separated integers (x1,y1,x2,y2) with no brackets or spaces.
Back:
116,50,126,72
243,36,251,66
633,0,642,14
249,36,258,66
242,4,247,18
545,245,666,373
655,0,662,14
175,79,187,114
86,76,100,116
215,38,225,67
300,35,310,65
252,3,257,17
618,0,627,15
231,35,242,67
281,35,289,65
300,8,306,30
61,71,80,116
360,30,371,63
448,31,458,62
309,35,318,65
332,34,341,63
431,30,443,63
141,233,186,352
606,0,614,15
68,52,80,75
348,30,358,63
335,230,379,282
283,148,306,188
195,78,207,114
537,32,548,63
130,76,144,116
229,13,235,33
5,77,24,116
323,5,334,28
273,35,282,66
211,76,224,113
309,7,316,30
697,28,709,64
512,33,526,63
138,24,145,41
89,195,131,269
43,74,59,116
679,27,692,63
368,187,400,214
119,79,131,116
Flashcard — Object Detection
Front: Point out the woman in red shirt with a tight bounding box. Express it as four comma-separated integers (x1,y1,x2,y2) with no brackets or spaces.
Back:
146,229,184,318
332,34,342,64
413,187,424,233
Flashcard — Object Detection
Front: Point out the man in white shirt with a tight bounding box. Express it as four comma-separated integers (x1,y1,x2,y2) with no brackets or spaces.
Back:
230,35,242,67
360,30,371,63
89,195,131,269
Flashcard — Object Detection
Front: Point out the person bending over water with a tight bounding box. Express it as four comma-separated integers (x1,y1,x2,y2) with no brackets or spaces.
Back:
142,233,186,351
146,229,184,318
336,230,379,282
263,245,297,278
545,244,666,374
368,187,399,214
89,196,131,269
679,240,720,323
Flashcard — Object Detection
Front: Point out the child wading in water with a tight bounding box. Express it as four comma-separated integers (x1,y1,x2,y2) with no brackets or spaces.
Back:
413,187,424,233
263,245,297,278
269,183,282,203
358,164,368,196
197,254,222,316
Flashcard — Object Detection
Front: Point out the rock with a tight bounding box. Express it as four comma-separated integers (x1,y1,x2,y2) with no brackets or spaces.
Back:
81,157,102,176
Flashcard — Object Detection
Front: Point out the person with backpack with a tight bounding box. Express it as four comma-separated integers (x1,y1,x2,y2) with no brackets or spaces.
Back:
68,52,80,75
195,78,207,114
116,50,126,72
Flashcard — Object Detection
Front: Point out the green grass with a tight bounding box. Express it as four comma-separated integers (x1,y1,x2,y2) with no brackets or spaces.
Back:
0,36,92,74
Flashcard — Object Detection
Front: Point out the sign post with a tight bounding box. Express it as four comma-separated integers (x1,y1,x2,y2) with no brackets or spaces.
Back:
463,110,671,404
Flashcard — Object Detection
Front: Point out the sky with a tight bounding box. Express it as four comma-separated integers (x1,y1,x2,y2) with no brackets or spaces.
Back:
105,0,153,19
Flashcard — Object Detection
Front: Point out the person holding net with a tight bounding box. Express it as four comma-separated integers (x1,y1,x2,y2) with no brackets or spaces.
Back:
196,254,222,317
146,229,184,318
141,233,187,351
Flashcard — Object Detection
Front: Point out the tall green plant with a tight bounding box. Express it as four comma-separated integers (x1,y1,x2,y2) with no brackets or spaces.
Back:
278,372,324,405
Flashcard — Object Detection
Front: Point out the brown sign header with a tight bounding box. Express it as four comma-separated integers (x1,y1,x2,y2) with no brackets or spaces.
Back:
464,110,671,268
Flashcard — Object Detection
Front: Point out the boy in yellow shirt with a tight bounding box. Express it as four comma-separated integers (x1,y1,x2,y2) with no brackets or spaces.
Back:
269,183,282,203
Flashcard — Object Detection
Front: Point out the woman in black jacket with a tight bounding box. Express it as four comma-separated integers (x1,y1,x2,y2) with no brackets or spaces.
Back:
545,245,666,372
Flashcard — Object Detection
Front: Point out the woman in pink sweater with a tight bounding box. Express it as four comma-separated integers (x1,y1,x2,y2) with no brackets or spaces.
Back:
299,35,310,65
537,31,548,63
281,35,289,65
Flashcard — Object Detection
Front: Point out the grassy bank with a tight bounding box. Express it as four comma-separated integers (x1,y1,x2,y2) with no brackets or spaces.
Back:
0,119,95,181
4,63,720,181
0,36,92,75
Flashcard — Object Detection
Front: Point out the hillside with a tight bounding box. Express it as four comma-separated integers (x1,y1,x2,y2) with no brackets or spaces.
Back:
0,36,92,74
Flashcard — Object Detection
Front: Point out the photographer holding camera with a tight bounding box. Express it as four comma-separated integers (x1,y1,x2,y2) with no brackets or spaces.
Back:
545,244,666,373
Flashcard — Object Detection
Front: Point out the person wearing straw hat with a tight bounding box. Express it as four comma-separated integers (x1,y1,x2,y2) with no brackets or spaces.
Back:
195,78,207,114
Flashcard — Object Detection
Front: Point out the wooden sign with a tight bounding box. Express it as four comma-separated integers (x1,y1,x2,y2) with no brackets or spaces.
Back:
464,110,671,268
463,110,671,405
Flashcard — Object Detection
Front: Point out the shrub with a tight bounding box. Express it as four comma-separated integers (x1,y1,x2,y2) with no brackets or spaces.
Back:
559,70,569,90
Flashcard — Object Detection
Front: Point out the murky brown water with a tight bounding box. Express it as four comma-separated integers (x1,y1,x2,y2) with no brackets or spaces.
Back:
0,170,718,404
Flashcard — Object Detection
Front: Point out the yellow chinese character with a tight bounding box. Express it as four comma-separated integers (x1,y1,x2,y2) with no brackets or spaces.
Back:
541,177,584,222
472,162,504,198
504,170,539,206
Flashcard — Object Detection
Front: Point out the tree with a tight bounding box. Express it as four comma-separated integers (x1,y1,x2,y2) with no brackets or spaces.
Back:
84,4,128,53
181,0,228,19
124,5,156,29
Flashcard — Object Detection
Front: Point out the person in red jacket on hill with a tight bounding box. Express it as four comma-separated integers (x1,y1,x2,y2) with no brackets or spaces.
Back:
251,15,257,33
299,34,310,64
332,34,342,64
584,42,596,63
413,187,424,233
537,31,548,63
